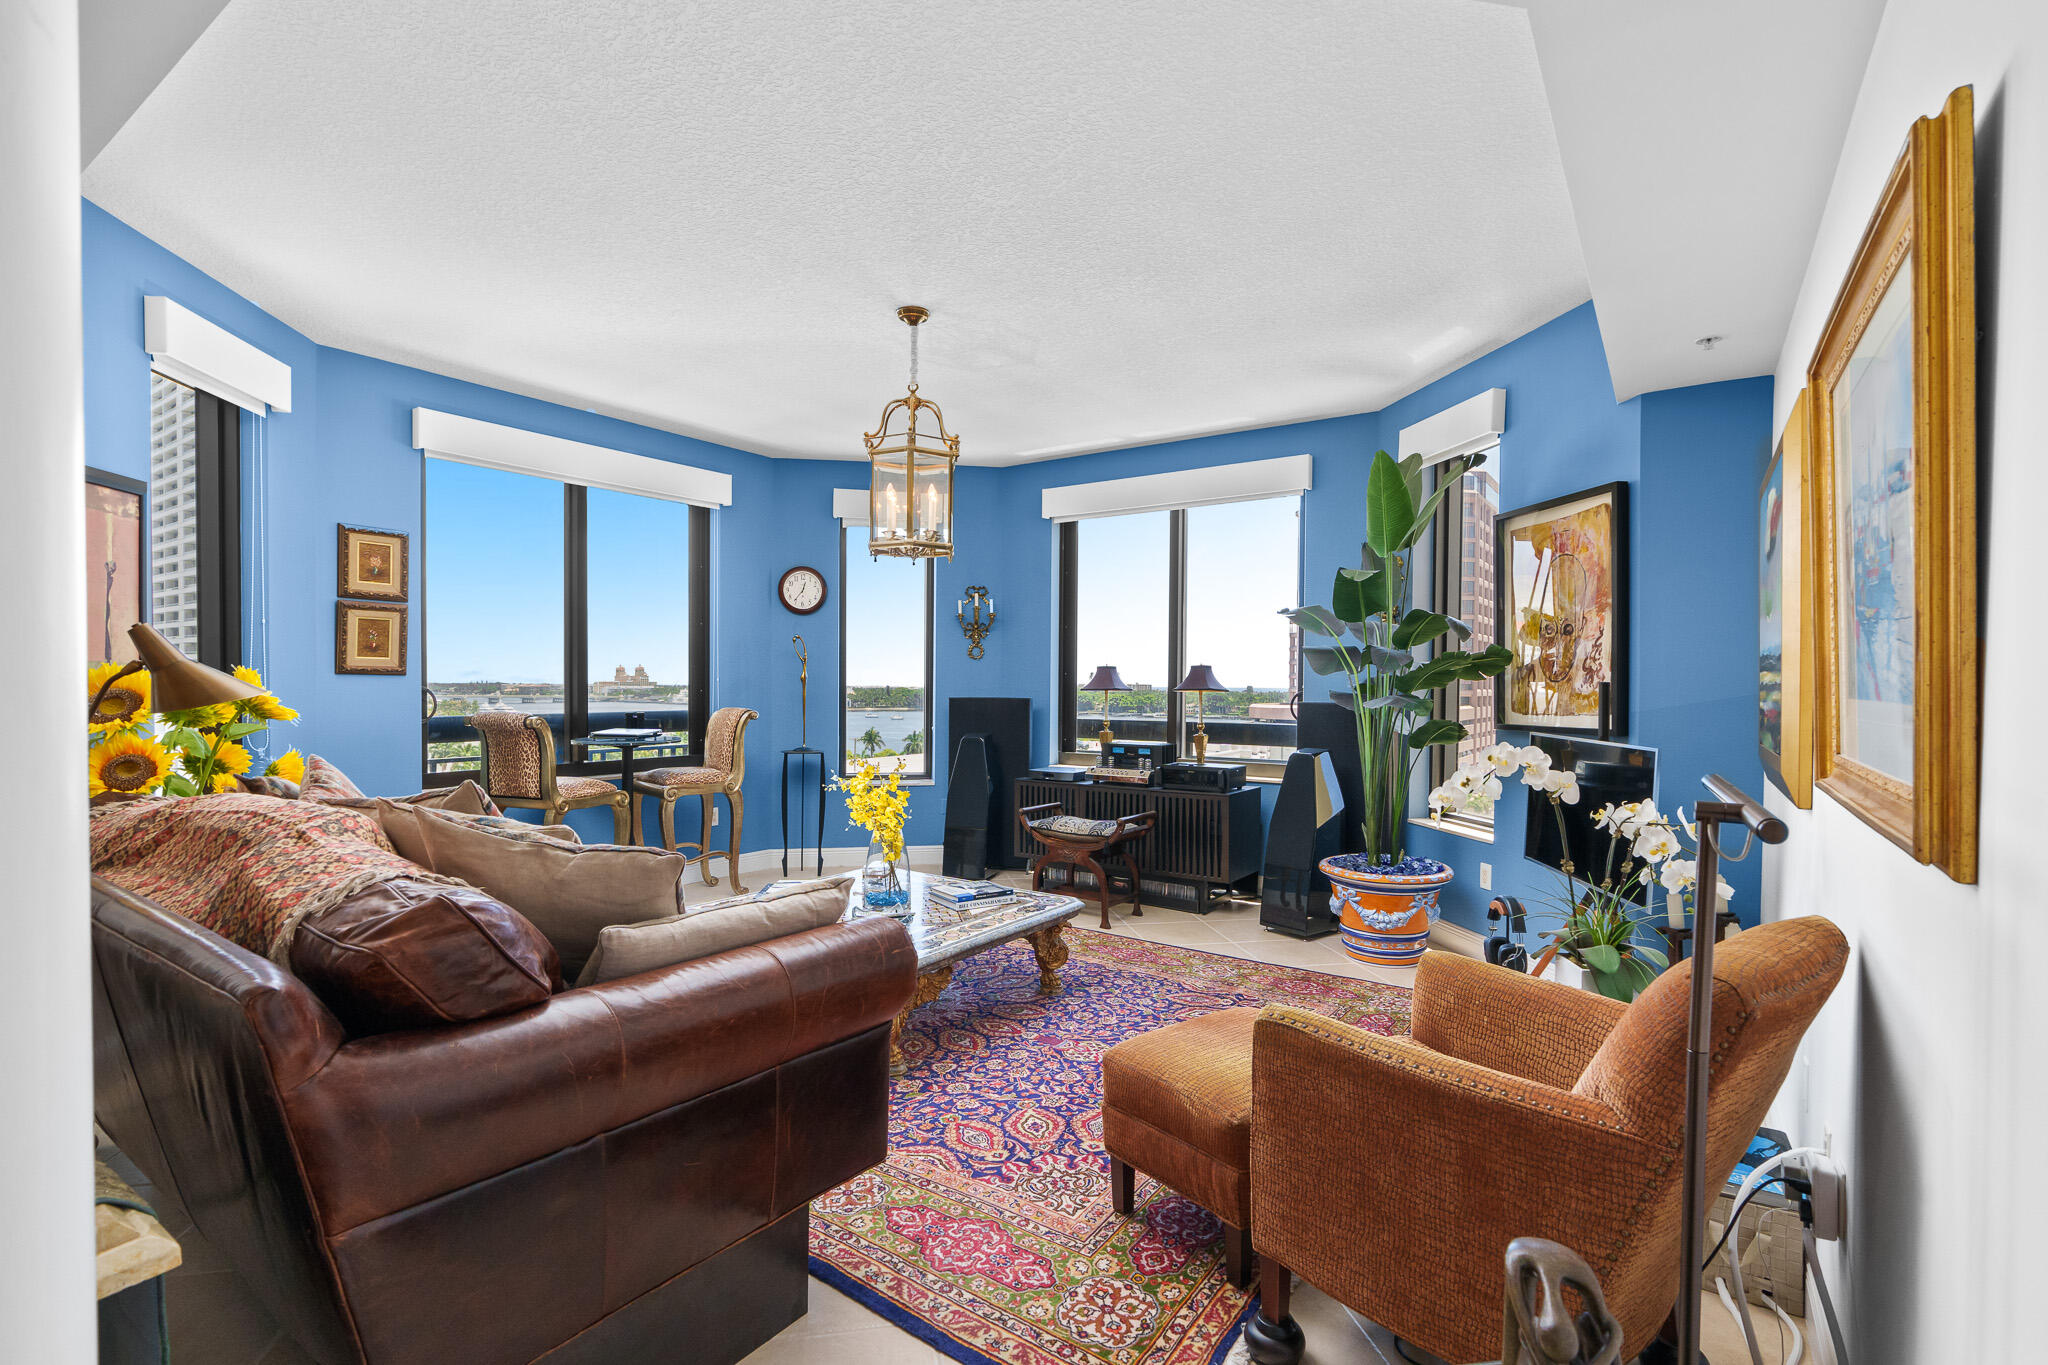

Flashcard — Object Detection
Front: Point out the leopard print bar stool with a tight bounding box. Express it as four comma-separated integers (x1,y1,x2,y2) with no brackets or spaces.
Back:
634,707,756,891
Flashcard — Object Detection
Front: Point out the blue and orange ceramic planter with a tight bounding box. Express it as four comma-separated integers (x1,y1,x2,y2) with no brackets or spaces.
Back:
1320,853,1453,966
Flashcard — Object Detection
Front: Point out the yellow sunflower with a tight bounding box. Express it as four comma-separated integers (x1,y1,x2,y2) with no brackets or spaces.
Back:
245,693,300,722
87,662,152,733
266,749,307,784
89,731,174,797
232,665,266,689
209,770,243,794
164,702,238,730
212,741,255,778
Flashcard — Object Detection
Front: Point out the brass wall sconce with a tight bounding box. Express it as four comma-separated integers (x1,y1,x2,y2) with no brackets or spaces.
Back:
957,586,996,660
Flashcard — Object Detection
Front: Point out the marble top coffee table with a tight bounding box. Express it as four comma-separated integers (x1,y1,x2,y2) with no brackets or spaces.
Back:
845,871,1084,1070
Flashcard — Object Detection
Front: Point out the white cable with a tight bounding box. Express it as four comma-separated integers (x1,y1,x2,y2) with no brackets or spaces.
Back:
1724,1146,1825,1365
1768,1292,1804,1365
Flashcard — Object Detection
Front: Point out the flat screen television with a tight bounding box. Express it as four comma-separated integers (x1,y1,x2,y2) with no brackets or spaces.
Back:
1522,735,1658,900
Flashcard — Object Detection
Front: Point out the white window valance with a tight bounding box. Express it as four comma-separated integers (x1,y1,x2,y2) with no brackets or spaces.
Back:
1040,453,1312,522
411,408,732,508
833,487,873,526
144,296,292,414
1396,388,1505,464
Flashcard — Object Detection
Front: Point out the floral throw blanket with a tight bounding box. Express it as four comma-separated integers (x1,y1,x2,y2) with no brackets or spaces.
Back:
91,793,465,963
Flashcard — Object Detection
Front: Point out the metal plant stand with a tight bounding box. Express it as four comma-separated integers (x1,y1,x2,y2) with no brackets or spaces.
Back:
781,747,826,877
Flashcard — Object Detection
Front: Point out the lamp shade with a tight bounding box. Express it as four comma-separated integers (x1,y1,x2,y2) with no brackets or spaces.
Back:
128,623,264,712
1176,664,1228,694
1082,666,1129,693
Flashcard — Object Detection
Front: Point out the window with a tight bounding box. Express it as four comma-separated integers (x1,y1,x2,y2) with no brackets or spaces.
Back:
1059,496,1301,772
841,526,934,778
1431,454,1502,823
148,371,240,667
423,462,709,782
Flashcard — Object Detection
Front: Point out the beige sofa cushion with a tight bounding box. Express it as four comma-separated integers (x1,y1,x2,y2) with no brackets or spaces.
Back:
373,801,686,977
574,875,854,987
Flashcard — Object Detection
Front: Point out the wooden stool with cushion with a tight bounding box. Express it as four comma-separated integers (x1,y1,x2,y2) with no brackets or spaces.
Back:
1100,1006,1258,1287
468,711,629,840
634,706,756,892
1019,803,1156,930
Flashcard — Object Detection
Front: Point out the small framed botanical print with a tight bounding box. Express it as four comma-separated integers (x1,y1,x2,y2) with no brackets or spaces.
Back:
1807,86,1978,882
338,525,408,602
336,601,408,674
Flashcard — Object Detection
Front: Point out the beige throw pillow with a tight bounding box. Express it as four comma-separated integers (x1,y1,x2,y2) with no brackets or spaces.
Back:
574,874,856,987
373,800,688,977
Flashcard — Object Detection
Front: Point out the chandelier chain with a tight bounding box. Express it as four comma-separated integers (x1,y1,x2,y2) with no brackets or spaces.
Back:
908,322,919,393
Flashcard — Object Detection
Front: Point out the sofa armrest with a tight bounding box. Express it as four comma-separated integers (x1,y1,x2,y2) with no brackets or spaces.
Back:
282,916,916,1234
1250,1004,1660,1344
1410,949,1628,1090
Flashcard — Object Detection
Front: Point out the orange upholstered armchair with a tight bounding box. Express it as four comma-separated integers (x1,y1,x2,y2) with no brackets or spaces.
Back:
1243,915,1848,1365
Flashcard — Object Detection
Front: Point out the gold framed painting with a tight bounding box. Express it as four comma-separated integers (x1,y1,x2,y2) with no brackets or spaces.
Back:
336,601,408,675
1494,481,1628,735
337,524,408,602
1758,389,1814,808
1807,85,1978,882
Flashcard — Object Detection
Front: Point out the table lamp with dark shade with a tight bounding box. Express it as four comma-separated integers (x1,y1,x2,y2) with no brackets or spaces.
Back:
1082,665,1129,753
89,623,265,722
1175,664,1228,764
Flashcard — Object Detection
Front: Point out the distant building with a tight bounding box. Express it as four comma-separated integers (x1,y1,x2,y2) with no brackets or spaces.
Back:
148,374,200,658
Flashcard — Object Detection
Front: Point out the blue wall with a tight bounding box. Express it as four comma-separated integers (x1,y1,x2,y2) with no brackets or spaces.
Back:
83,204,1769,922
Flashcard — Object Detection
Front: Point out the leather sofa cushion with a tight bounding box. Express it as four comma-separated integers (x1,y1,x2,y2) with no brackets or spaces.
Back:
575,875,854,987
372,801,686,977
289,877,562,1035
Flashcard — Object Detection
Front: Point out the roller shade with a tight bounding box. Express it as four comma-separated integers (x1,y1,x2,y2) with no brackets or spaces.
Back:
412,408,732,507
1040,453,1311,522
145,295,292,413
1396,388,1506,464
833,487,871,526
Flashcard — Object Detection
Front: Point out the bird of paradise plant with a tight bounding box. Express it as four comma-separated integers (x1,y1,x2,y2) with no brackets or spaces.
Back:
85,661,303,799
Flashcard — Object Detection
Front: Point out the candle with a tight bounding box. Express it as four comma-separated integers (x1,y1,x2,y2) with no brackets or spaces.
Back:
1666,887,1685,928
885,485,899,533
924,483,938,531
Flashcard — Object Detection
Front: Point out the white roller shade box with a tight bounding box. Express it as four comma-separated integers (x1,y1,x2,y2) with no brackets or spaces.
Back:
1041,453,1311,521
144,295,292,413
412,408,732,507
833,487,870,526
1396,388,1505,464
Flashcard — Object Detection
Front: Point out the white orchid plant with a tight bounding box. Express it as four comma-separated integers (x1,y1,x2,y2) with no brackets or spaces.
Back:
1428,744,1732,1001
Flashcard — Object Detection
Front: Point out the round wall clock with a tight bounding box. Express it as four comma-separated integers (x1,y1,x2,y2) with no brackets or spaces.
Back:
778,565,827,615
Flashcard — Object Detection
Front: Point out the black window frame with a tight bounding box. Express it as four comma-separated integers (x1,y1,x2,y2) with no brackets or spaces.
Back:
420,475,711,786
1056,500,1301,769
145,376,243,670
839,524,936,780
1428,452,1503,830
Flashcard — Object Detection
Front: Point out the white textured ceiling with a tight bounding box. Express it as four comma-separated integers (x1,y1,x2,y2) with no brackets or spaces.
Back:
84,0,1589,463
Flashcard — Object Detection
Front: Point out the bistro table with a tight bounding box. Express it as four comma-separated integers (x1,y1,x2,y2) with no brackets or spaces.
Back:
572,727,674,844
842,870,1085,1072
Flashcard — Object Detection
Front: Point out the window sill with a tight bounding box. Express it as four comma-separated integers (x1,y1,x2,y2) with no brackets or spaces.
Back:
1409,814,1495,845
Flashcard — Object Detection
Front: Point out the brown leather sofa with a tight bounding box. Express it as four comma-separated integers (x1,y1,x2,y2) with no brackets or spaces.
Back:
90,875,916,1365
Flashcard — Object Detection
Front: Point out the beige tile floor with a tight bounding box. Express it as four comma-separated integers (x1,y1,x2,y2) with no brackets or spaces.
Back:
118,860,1798,1365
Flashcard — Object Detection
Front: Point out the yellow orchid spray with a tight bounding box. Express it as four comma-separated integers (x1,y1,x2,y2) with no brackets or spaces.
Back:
835,759,910,863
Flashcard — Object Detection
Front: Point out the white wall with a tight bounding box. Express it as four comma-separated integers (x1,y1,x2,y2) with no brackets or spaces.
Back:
1765,1,2048,1360
0,0,97,1357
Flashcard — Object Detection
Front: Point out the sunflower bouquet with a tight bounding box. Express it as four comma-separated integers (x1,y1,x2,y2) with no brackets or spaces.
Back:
86,661,305,800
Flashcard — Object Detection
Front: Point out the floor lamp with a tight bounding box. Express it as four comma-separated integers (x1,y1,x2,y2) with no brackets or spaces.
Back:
1672,773,1786,1364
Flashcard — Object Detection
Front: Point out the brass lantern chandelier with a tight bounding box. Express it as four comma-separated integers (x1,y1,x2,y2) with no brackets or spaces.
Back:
864,305,960,559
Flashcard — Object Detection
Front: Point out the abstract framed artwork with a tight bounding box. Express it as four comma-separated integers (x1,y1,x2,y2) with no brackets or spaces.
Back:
1808,85,1978,882
86,467,147,664
1495,481,1628,735
338,524,409,601
336,601,409,675
1759,388,1815,808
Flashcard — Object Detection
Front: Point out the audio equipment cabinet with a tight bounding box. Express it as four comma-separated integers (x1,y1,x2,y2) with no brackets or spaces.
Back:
1013,778,1262,911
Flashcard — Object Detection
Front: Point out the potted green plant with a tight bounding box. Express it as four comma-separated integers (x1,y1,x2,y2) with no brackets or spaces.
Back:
1285,449,1513,965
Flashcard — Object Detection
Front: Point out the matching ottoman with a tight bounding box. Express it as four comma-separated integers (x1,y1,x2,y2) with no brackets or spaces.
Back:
1100,1006,1259,1286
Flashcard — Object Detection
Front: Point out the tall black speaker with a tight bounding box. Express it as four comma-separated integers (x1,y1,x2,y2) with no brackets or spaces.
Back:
1260,749,1346,938
1296,702,1365,854
947,697,1033,868
943,735,994,878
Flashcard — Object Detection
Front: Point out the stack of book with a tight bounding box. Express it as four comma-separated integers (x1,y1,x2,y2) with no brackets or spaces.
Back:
927,879,1022,912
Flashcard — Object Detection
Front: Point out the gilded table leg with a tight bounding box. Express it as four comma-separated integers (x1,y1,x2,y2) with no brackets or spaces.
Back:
1028,924,1070,994
890,965,953,1073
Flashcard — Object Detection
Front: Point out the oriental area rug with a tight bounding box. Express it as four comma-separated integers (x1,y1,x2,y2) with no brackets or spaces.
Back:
809,928,1411,1365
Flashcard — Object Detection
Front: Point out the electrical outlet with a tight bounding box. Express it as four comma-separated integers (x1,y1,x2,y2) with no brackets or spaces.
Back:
1798,1151,1847,1241
1479,862,1492,890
